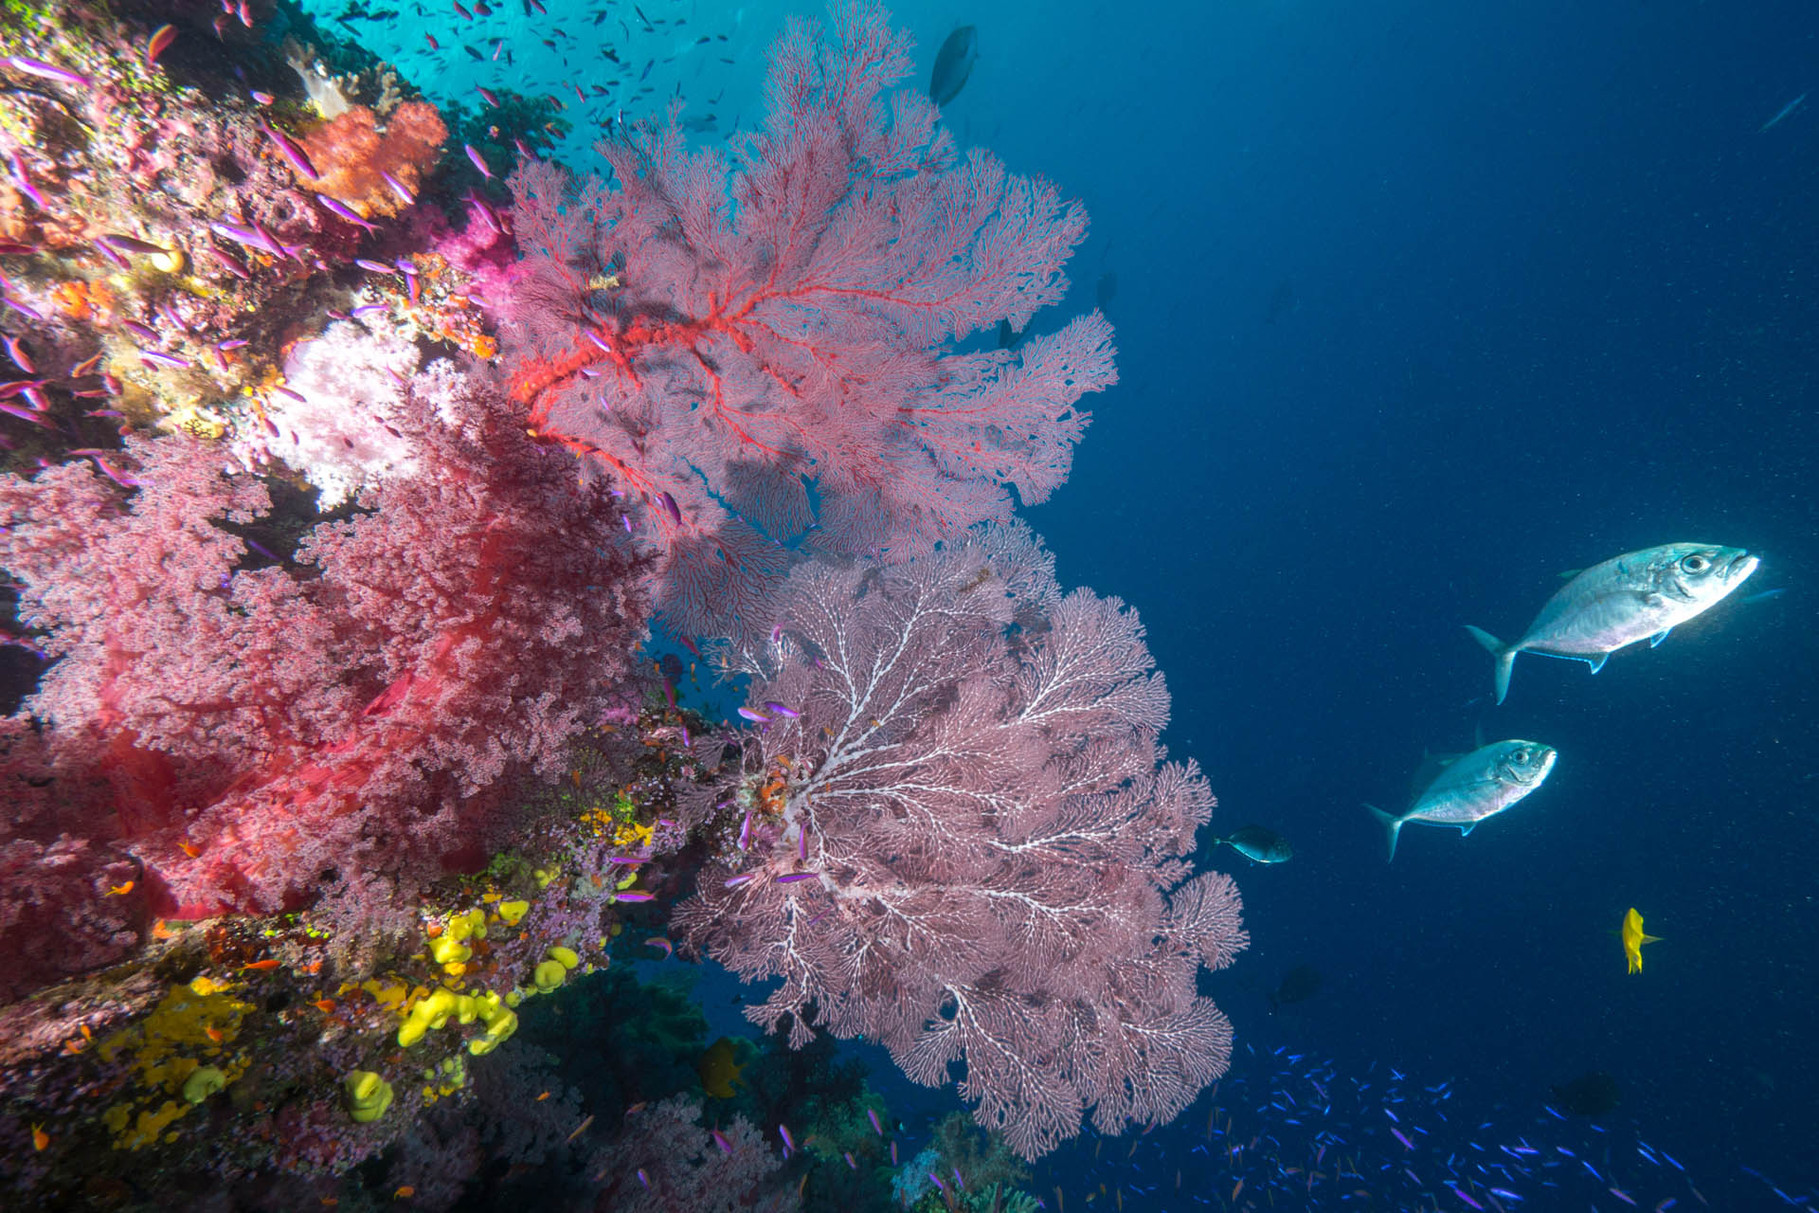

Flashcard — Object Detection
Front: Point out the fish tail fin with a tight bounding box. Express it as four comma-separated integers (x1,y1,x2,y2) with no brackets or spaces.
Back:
1465,625,1516,705
1365,803,1402,862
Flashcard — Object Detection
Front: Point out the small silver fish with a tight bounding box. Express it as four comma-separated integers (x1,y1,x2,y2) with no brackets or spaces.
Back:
1466,543,1759,704
1366,740,1556,862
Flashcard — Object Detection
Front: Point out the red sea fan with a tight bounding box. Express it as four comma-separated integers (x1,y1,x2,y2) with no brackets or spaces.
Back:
672,526,1246,1159
0,359,646,926
502,2,1115,641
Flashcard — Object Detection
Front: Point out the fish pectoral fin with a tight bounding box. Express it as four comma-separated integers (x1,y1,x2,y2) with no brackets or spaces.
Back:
1584,653,1609,674
1648,628,1671,648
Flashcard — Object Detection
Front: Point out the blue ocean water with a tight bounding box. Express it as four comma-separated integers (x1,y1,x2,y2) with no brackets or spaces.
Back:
309,0,1819,1206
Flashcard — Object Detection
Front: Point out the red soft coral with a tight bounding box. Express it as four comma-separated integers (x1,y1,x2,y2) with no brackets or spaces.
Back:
0,359,646,929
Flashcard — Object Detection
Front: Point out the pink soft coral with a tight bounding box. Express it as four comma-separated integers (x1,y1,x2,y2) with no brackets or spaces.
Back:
0,357,645,926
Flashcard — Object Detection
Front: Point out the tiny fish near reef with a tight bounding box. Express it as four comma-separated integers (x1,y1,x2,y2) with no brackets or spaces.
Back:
1366,740,1557,861
1466,543,1759,704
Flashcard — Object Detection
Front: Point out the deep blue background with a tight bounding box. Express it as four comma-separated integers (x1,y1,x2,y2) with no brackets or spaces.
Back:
312,0,1819,1204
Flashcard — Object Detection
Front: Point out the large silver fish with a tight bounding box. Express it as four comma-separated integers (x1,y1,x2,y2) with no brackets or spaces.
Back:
1366,740,1556,862
1467,543,1759,705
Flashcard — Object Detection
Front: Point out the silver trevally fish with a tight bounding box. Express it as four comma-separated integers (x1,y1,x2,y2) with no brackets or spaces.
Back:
1366,740,1556,862
1466,543,1759,705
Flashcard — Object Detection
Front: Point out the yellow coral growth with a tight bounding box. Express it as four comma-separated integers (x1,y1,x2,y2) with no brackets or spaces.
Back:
102,1099,188,1151
614,820,655,849
96,983,251,1149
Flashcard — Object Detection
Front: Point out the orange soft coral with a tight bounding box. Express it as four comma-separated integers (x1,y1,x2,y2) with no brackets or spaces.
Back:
297,101,447,219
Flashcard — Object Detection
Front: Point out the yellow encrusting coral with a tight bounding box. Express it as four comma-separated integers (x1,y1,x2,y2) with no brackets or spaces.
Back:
95,981,252,1148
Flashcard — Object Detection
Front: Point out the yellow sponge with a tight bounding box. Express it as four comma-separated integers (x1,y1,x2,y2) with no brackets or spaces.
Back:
345,1070,394,1123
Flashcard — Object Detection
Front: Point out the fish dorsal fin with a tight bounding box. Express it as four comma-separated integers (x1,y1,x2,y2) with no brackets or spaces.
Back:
1557,568,1582,580
1411,750,1459,788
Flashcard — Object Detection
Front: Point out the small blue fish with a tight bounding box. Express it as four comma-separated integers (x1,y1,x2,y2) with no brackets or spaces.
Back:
1761,92,1807,133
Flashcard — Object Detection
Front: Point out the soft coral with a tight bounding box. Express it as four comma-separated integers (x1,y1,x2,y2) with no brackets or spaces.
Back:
0,356,646,929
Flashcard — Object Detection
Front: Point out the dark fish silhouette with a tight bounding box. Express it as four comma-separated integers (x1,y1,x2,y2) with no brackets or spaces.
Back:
1095,270,1117,312
1267,964,1321,1013
930,25,978,106
1217,824,1292,865
1550,1071,1619,1118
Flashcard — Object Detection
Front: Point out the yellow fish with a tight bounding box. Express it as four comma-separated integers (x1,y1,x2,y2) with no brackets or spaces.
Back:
1622,907,1661,974
696,1036,748,1099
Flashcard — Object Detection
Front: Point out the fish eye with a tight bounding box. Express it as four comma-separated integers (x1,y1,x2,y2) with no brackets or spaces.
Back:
1511,747,1529,762
1680,553,1710,574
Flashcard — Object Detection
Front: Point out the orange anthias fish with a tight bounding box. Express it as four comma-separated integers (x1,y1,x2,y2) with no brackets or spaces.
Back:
1622,907,1661,974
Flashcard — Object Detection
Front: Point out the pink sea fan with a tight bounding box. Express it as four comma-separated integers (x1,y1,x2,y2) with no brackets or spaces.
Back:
502,2,1115,641
673,525,1246,1159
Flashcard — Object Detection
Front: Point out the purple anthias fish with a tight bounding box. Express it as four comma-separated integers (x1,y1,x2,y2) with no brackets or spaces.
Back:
7,56,90,88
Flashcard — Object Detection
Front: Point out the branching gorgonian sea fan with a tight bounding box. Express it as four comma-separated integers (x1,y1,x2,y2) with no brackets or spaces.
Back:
502,1,1115,641
673,526,1247,1159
